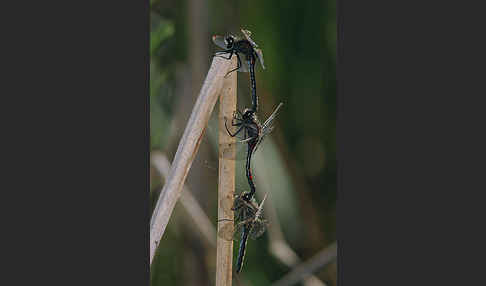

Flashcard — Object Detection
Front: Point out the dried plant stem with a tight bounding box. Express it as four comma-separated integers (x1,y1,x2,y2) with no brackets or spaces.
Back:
150,57,232,264
272,242,338,286
216,56,237,286
151,151,217,248
270,240,327,286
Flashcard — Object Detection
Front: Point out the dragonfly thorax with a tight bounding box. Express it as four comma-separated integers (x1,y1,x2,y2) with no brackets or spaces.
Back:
233,41,256,60
241,109,260,137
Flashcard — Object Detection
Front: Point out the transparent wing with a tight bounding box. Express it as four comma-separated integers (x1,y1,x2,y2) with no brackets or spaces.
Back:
218,222,234,241
234,223,245,239
212,35,227,49
249,219,268,239
252,103,283,154
218,193,260,241
262,102,283,131
238,58,250,73
220,138,252,163
255,48,265,70
241,29,259,48
218,221,245,241
233,196,257,221
240,29,264,69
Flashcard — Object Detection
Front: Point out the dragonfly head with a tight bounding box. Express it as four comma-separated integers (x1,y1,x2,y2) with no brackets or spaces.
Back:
242,108,255,119
224,36,235,49
242,192,252,202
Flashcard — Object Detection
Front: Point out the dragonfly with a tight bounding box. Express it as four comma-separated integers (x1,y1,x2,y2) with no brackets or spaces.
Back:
212,29,265,113
218,192,269,273
224,102,284,200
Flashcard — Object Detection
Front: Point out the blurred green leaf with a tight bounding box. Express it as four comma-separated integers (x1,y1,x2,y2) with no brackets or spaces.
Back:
150,20,174,57
150,60,166,97
150,94,170,150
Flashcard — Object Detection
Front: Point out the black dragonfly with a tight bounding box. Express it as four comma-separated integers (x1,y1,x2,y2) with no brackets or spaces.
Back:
212,29,265,113
224,102,283,201
218,192,268,273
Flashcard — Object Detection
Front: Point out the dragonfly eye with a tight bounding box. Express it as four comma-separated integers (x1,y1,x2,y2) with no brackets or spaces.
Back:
225,36,234,48
243,193,251,201
242,109,254,118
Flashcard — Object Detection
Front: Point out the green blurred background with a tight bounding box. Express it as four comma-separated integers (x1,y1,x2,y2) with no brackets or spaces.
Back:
150,0,336,284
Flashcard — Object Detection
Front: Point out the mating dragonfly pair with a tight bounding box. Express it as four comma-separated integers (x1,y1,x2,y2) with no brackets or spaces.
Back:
213,29,283,273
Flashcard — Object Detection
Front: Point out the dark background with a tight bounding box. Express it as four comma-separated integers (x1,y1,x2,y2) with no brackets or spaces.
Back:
150,0,337,285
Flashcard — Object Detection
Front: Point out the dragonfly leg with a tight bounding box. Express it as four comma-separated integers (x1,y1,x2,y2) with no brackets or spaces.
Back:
224,116,243,126
232,113,243,126
237,217,256,227
231,204,242,211
240,199,257,212
232,118,243,126
237,137,254,143
225,118,244,137
224,53,242,78
238,133,258,143
223,50,234,59
247,124,259,133
231,110,240,122
217,218,234,223
213,50,233,59
214,50,231,54
236,109,244,118
214,53,233,61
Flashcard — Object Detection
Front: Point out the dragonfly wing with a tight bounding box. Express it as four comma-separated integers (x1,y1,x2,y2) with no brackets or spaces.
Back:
220,140,251,163
248,194,268,239
233,199,248,223
262,102,283,131
236,57,250,73
212,35,228,49
240,200,257,219
218,222,235,241
249,219,268,239
252,103,283,154
217,220,248,241
255,48,265,70
240,29,264,69
233,222,245,240
241,29,252,38
241,29,259,47
234,196,257,220
252,126,271,155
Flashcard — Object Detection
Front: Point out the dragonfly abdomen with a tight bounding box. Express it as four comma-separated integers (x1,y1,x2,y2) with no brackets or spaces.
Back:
248,57,258,113
245,143,257,199
236,226,250,273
